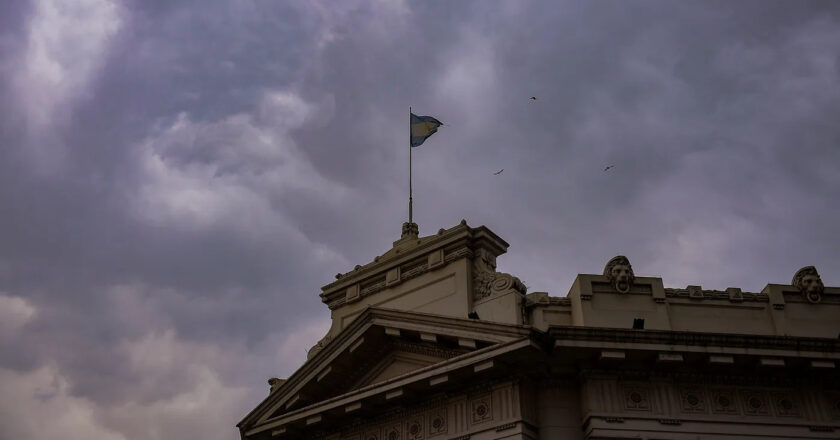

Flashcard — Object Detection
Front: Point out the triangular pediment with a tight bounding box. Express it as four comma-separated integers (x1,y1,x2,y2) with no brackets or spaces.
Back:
355,352,434,388
344,341,457,392
238,308,532,431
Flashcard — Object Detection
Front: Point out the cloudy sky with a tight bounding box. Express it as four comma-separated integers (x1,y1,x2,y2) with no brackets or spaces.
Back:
1,1,839,438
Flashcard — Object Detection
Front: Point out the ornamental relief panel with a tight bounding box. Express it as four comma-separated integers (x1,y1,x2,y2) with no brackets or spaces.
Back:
405,417,423,440
740,390,771,417
678,386,707,414
770,391,800,417
427,408,447,437
383,423,401,440
622,385,652,412
709,388,739,415
470,393,493,425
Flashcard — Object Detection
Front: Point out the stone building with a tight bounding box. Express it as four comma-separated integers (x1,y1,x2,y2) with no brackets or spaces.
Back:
237,221,840,440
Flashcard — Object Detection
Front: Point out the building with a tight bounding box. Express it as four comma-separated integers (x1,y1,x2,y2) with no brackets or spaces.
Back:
237,221,840,440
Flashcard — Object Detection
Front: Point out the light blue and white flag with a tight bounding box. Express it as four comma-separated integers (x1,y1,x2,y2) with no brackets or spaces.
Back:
410,113,443,147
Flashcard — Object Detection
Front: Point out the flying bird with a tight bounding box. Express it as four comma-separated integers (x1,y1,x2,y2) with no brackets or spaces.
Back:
493,169,504,175
529,96,537,100
603,165,615,172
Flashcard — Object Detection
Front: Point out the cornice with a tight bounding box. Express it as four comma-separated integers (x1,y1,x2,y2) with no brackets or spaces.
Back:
320,223,471,294
577,367,840,387
547,326,840,353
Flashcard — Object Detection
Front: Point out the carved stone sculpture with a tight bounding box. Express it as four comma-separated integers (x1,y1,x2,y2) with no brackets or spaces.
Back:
792,266,824,303
604,255,635,293
268,377,285,393
472,249,526,301
307,334,333,359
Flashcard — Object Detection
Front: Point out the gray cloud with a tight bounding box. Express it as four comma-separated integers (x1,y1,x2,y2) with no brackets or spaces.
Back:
1,1,839,439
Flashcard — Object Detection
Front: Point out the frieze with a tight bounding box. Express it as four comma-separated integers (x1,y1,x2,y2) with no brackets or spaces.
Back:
442,246,472,263
337,396,451,436
360,278,387,297
583,375,840,427
335,380,514,440
664,288,769,302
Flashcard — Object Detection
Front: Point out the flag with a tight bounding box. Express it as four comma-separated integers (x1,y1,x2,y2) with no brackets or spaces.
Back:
410,113,443,147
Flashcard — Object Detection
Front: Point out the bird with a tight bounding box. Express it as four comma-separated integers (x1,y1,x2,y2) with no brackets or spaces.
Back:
529,96,537,100
493,169,504,175
603,165,615,172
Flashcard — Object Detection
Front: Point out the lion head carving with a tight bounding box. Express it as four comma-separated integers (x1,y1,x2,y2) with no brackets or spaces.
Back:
792,266,824,303
604,255,635,293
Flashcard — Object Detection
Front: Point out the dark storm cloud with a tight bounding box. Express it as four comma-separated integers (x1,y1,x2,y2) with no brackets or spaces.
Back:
286,1,840,294
1,1,839,439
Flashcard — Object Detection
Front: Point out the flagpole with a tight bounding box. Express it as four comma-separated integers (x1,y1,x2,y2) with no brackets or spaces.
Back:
409,106,413,224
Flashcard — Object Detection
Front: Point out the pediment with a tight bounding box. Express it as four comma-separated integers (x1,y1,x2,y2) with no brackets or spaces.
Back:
343,341,458,392
356,352,433,388
263,338,465,421
239,307,532,430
